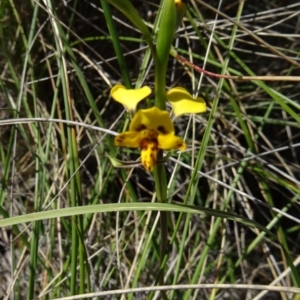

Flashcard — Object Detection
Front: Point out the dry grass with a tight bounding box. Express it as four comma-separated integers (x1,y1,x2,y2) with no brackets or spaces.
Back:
0,0,300,299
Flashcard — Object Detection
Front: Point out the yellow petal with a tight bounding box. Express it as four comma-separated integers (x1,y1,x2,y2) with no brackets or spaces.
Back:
129,106,174,134
114,131,143,148
110,84,152,112
140,141,158,172
167,87,206,117
157,133,186,151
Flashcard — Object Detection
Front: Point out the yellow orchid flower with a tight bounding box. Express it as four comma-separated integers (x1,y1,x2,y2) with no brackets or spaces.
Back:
110,84,151,113
110,84,206,117
167,87,206,117
114,106,186,172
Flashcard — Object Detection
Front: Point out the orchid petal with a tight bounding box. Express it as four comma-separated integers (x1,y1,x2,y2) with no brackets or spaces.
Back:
158,133,186,151
140,141,158,172
110,84,152,112
167,87,206,117
114,131,143,148
129,106,174,133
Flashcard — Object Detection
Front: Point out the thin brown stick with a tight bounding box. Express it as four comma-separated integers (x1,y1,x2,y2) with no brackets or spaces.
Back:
175,53,300,81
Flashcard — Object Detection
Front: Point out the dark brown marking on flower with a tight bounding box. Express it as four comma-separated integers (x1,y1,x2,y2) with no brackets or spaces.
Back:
157,125,167,134
151,143,158,151
116,136,124,141
136,124,146,131
177,142,185,150
139,139,148,150
115,136,125,145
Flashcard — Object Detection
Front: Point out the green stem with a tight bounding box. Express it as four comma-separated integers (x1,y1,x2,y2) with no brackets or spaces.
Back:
154,62,167,110
152,1,179,296
153,152,168,300
154,0,177,109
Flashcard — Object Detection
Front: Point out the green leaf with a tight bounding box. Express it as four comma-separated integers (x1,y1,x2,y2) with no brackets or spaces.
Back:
107,154,141,168
103,0,155,56
0,202,278,234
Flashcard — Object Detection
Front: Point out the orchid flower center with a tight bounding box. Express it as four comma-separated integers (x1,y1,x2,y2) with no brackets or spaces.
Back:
139,130,159,172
